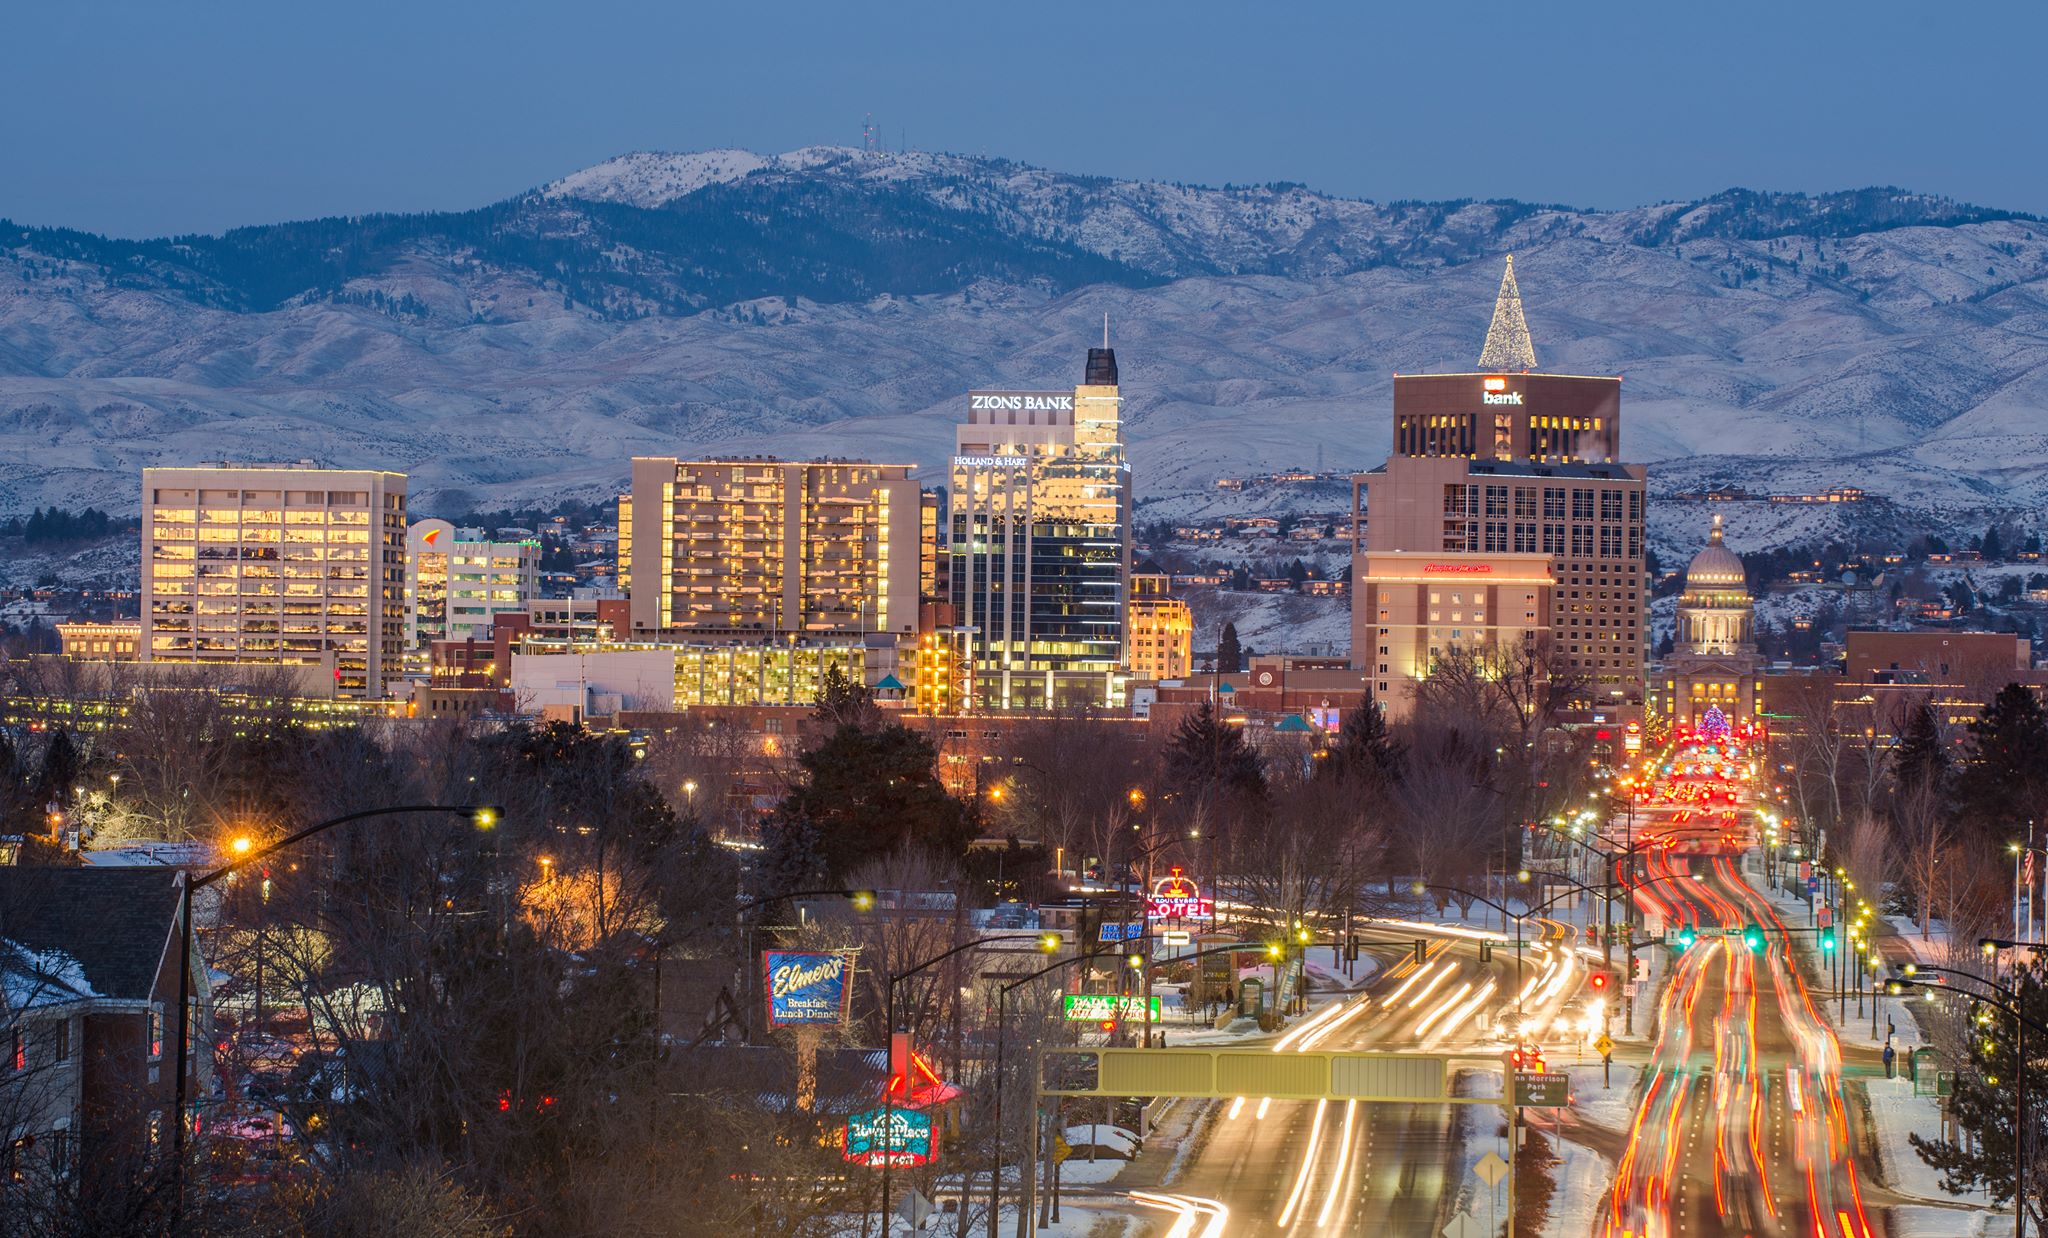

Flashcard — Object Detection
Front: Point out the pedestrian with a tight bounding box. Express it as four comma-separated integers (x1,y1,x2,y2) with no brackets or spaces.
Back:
1222,982,1235,1011
1882,1041,1896,1079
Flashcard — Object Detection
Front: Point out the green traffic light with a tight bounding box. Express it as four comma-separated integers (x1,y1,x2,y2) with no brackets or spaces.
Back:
1820,928,1837,952
1675,928,1696,951
1744,927,1765,952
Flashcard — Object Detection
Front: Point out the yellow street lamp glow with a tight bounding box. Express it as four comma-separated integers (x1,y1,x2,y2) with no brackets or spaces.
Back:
850,890,877,912
230,835,254,855
1265,943,1284,960
1983,940,1999,956
1038,933,1061,953
473,808,498,830
1901,963,1918,976
1128,954,1144,970
1295,926,1312,945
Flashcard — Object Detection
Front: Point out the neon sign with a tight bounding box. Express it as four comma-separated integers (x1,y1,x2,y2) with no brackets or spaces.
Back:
763,951,855,1027
1145,867,1213,920
843,1108,935,1167
1063,993,1162,1022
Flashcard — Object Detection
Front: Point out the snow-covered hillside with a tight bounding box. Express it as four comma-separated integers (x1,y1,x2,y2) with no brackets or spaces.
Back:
3,146,2047,548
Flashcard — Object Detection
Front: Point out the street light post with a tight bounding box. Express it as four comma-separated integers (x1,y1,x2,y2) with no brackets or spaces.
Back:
881,934,1059,1238
170,803,501,1216
1896,959,2048,1238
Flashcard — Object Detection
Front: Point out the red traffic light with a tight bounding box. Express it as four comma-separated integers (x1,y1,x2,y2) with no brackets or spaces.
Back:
1590,972,1610,992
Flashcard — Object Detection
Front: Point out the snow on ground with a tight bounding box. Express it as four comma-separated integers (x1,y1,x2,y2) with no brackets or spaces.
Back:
1538,1132,1615,1238
1560,1061,1642,1132
1866,1077,1992,1207
1887,1206,2012,1237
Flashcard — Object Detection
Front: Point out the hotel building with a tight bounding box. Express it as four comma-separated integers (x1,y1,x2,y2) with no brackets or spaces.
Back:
947,346,1131,710
620,458,920,639
1353,257,1647,719
141,464,407,697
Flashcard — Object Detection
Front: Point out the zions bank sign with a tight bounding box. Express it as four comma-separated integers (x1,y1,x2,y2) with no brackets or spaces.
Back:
968,390,1074,414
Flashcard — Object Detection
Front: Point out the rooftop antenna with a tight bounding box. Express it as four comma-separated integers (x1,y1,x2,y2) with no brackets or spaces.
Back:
1103,312,1110,348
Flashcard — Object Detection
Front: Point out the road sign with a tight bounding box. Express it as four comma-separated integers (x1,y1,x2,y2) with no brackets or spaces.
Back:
1721,925,1745,937
1514,1072,1571,1107
1594,1033,1615,1057
897,1190,935,1230
1817,906,1833,928
1442,1210,1489,1238
1937,1070,1959,1098
1471,1150,1509,1187
1161,929,1192,947
1052,1135,1073,1163
1622,981,1640,998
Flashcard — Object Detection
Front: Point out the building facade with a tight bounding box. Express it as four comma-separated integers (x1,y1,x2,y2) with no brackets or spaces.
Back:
404,520,541,663
1351,259,1646,720
947,348,1132,710
622,458,919,640
1351,550,1556,717
1650,515,1762,729
1125,563,1193,682
141,465,407,697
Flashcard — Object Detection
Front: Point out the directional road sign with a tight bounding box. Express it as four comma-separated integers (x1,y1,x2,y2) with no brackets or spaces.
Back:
1442,1210,1489,1238
1594,1033,1615,1057
1514,1072,1571,1107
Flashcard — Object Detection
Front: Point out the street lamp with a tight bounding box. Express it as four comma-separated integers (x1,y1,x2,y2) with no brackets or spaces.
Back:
882,934,1064,1238
1892,962,2045,1238
171,803,504,1215
988,942,1116,1238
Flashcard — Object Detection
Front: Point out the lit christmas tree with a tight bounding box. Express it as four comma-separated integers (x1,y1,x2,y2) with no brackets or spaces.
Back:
1698,704,1731,744
1477,254,1538,371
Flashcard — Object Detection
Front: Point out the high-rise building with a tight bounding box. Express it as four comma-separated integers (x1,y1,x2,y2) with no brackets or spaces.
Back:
1352,551,1555,718
622,458,920,639
1353,258,1647,719
404,520,541,663
947,346,1131,710
1125,562,1193,682
142,464,407,697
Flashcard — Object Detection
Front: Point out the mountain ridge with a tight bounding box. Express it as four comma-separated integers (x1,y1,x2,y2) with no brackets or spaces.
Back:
2,145,2047,554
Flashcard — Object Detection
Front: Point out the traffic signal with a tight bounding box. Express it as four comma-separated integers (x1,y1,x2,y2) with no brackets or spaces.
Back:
1675,928,1697,952
1820,927,1837,953
1589,972,1610,995
1479,940,1493,963
1743,926,1766,953
1414,939,1428,964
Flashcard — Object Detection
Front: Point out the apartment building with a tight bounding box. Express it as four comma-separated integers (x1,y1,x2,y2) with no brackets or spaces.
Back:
620,458,919,640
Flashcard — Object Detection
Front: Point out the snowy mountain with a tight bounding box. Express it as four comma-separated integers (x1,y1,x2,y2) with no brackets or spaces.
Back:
3,145,2047,556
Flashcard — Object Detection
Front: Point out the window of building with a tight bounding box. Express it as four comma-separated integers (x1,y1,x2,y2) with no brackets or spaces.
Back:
8,1030,20,1073
148,1009,163,1061
1543,488,1565,518
1572,490,1594,520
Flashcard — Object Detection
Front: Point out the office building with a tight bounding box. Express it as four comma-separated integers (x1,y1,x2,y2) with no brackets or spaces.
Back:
622,458,919,639
404,519,541,661
142,464,407,697
947,346,1132,710
1125,562,1193,682
1352,258,1646,719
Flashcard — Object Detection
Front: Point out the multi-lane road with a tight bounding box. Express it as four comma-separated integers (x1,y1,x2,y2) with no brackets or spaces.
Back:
1161,920,1600,1235
1110,736,1903,1238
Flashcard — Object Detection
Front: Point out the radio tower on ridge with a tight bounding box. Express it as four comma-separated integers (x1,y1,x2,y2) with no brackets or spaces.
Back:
862,113,876,154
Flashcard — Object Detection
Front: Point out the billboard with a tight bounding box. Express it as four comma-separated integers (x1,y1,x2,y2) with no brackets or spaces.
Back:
763,951,856,1027
843,1107,936,1167
1062,993,1162,1023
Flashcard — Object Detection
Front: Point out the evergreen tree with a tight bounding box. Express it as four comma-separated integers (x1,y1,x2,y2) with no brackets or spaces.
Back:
1954,683,2048,844
1911,961,2048,1225
1217,623,1243,674
1163,699,1267,804
1892,700,1948,793
1319,699,1404,785
1982,523,2007,561
37,728,79,806
768,721,969,885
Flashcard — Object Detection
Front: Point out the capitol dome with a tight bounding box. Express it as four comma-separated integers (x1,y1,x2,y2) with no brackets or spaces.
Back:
1684,514,1747,589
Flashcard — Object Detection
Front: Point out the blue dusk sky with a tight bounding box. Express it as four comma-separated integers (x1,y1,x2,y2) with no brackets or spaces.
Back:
4,0,2041,237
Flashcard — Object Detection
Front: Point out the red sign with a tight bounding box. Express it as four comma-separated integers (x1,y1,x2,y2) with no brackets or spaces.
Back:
1146,867,1215,921
1423,563,1493,575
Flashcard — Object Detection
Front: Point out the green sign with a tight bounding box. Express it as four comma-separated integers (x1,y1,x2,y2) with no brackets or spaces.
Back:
1062,993,1162,1023
1513,1072,1571,1107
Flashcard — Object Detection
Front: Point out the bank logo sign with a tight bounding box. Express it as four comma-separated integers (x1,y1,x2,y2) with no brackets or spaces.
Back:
968,390,1074,413
763,950,856,1027
1481,376,1523,405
